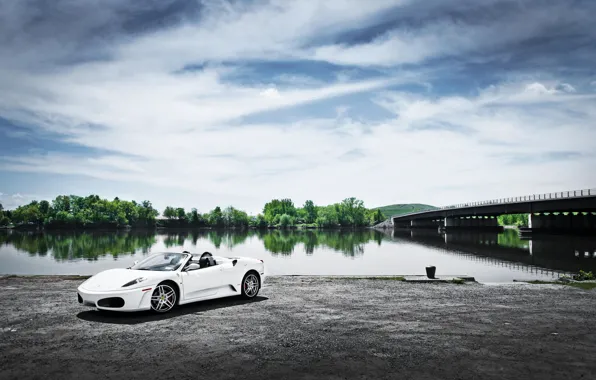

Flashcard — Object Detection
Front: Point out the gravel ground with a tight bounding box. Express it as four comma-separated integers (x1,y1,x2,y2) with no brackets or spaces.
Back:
1,276,595,380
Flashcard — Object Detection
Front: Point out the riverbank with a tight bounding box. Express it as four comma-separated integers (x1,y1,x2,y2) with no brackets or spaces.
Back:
1,224,374,232
1,276,595,379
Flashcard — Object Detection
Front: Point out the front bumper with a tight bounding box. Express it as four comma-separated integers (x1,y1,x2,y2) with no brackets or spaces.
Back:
77,285,154,312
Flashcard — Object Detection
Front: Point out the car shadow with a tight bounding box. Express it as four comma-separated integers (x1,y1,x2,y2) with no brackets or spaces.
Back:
76,295,268,325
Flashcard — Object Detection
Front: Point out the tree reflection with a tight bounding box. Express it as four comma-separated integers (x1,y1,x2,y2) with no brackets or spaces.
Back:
161,230,251,251
498,229,530,249
0,230,156,261
254,229,382,257
1,228,386,262
155,229,381,257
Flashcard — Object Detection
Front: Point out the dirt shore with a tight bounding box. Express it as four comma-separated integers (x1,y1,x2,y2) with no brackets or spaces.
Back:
1,276,595,380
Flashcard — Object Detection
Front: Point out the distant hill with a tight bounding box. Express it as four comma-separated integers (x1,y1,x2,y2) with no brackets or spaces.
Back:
372,203,439,219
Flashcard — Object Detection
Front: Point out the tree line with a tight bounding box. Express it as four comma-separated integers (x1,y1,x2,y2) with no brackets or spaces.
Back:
143,196,385,228
0,195,386,229
0,195,159,229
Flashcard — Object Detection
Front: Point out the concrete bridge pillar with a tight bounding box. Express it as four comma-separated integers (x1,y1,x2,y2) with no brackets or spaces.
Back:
444,217,456,227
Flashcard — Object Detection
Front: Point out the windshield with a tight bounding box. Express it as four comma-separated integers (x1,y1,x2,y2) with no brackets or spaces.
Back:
130,252,188,271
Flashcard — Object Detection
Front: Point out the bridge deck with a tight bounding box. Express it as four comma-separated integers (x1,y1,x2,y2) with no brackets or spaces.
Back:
392,188,596,221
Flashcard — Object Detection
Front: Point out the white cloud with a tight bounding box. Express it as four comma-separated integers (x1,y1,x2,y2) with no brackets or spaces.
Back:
259,87,281,99
524,82,558,95
0,1,594,214
108,0,402,71
2,79,595,213
557,83,576,93
0,192,48,210
307,2,596,68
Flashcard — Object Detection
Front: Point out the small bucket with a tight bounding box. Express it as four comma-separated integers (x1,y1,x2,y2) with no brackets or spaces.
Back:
426,266,436,279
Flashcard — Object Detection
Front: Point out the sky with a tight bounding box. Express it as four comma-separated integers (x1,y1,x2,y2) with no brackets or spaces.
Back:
1,0,595,215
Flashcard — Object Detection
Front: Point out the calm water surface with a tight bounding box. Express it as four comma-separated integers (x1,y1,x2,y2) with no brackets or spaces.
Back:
1,228,595,282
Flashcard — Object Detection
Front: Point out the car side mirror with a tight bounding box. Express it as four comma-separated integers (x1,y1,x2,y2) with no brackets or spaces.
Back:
184,263,200,271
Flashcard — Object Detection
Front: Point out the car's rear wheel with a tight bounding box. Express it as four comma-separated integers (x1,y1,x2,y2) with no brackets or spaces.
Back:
241,272,260,299
150,283,177,313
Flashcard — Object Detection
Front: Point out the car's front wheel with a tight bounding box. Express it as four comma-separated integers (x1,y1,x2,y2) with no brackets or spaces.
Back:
241,272,260,299
150,283,177,313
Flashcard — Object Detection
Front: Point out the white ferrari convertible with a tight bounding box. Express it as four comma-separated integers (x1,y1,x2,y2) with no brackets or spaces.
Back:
77,251,265,313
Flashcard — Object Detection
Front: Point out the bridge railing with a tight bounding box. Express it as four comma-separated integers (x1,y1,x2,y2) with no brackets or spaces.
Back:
393,188,596,219
441,188,596,210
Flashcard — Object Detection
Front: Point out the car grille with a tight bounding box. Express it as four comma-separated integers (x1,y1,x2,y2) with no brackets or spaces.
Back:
97,297,125,308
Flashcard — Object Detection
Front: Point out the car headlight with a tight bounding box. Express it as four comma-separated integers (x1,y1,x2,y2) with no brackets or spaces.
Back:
121,277,147,287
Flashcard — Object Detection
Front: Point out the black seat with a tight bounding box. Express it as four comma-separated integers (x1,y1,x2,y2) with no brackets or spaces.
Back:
198,256,216,268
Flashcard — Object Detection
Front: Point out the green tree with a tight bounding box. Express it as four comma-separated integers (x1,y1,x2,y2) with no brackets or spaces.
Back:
188,208,201,226
336,197,367,227
38,200,50,219
163,206,176,220
369,209,385,225
303,200,317,224
176,207,186,220
208,206,224,227
315,205,339,227
263,198,296,224
249,214,268,228
138,200,158,225
279,213,294,228
222,206,249,228
497,214,528,227
52,195,71,213
0,202,9,227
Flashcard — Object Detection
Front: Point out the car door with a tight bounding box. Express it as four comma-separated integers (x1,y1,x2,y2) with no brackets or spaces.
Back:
181,265,222,301
217,259,238,289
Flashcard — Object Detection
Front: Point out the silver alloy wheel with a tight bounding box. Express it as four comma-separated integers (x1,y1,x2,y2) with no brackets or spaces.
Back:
150,284,176,313
243,274,259,297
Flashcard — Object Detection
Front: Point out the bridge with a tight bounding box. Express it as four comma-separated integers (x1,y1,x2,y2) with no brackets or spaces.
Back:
391,188,596,234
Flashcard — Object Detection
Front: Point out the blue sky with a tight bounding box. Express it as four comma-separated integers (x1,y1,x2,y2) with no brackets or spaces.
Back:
1,0,595,214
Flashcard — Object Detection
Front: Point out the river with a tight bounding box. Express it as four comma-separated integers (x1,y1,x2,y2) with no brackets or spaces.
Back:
1,228,595,282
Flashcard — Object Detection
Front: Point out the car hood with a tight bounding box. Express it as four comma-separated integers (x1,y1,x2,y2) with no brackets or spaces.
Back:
79,268,164,292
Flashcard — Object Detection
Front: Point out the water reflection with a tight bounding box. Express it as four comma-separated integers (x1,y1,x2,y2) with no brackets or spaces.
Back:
0,229,382,260
0,230,156,261
159,229,381,257
259,229,383,256
1,228,595,279
390,228,596,275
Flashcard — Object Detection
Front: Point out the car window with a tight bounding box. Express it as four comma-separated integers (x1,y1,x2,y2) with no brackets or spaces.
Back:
132,253,187,271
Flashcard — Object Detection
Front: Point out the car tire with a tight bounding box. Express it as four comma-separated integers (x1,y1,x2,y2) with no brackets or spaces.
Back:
241,272,260,299
150,282,178,313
